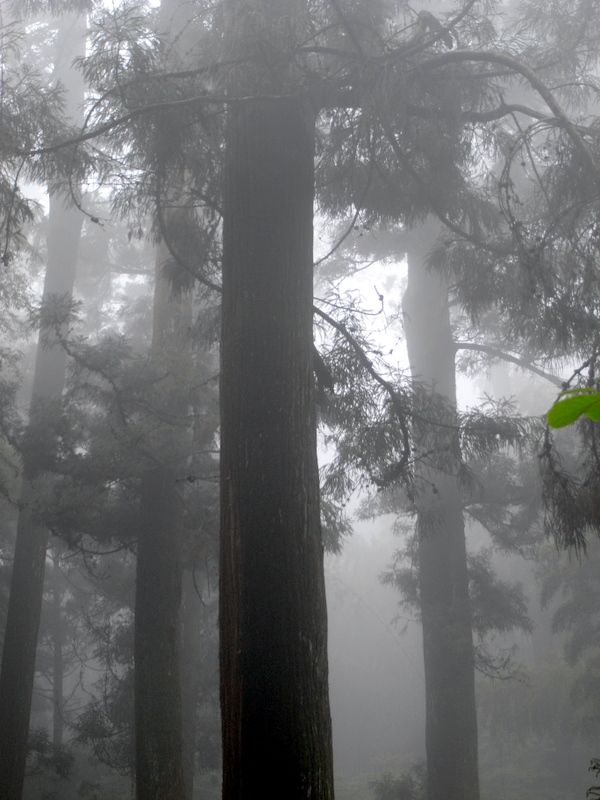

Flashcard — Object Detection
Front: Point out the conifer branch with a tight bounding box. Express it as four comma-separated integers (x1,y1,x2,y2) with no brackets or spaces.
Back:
455,342,564,386
419,49,600,186
379,116,512,256
313,303,412,484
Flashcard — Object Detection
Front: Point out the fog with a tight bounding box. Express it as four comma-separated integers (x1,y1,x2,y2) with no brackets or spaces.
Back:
327,521,425,781
3,1,600,800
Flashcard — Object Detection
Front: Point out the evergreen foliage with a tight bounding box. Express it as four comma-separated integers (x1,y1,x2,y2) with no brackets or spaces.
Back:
3,0,600,797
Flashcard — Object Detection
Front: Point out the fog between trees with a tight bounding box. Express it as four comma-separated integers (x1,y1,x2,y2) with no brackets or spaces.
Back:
2,0,600,799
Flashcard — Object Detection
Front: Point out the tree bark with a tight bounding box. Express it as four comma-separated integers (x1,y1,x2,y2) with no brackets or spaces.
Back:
180,568,203,800
134,465,185,800
133,0,202,791
402,221,480,800
0,17,85,798
219,4,334,796
51,556,64,748
134,237,190,800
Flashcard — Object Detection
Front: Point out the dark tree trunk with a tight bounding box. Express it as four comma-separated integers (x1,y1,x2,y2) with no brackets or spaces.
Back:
219,4,334,795
0,20,85,797
402,222,480,800
180,569,203,800
134,466,185,800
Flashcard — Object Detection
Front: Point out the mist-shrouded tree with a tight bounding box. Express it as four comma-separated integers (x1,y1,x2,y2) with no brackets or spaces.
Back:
5,0,600,798
133,246,188,800
317,219,537,800
0,11,87,798
312,3,600,795
401,221,479,800
132,0,213,795
219,0,334,796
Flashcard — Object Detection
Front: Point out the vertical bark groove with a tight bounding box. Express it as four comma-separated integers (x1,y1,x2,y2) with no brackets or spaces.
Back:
220,89,334,800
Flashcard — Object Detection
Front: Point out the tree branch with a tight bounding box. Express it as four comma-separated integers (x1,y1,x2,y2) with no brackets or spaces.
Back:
455,341,564,386
379,115,512,256
313,303,411,483
418,49,600,186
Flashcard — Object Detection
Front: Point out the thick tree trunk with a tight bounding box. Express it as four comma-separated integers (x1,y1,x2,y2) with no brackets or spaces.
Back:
219,6,334,791
402,222,480,800
0,20,85,796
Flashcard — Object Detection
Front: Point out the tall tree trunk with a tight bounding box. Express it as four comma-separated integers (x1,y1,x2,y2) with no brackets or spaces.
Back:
402,221,480,800
219,3,334,797
0,16,85,798
181,568,203,800
133,0,201,791
51,556,64,748
134,466,185,800
134,241,189,800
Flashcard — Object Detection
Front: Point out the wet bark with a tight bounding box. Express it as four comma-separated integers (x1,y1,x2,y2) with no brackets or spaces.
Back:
403,221,480,800
219,4,334,794
0,19,85,797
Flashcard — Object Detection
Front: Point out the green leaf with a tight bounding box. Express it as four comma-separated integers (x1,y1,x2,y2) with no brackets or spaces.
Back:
585,401,600,422
547,393,600,428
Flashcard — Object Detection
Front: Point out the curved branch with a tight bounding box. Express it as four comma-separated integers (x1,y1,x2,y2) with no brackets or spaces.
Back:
455,342,564,386
16,89,305,158
402,99,552,125
418,49,600,186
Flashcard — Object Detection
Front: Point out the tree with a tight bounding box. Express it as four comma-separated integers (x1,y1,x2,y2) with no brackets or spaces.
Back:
6,1,600,797
0,12,86,797
314,1,600,793
401,221,479,800
134,465,185,800
219,1,334,796
134,229,215,800
133,0,201,794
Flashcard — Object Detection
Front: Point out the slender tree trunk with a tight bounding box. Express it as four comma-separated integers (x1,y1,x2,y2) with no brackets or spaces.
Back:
134,466,185,800
0,18,85,798
134,241,189,800
133,0,204,791
402,221,480,800
51,557,64,748
181,569,203,800
219,4,334,796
